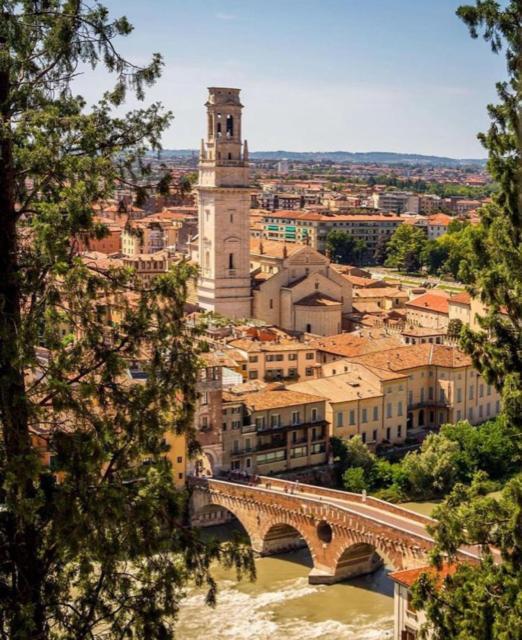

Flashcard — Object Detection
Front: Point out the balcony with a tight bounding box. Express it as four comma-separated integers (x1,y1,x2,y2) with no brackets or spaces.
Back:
408,400,450,410
253,419,328,436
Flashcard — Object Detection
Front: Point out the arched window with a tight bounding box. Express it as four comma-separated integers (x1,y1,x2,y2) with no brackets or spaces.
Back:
226,114,234,137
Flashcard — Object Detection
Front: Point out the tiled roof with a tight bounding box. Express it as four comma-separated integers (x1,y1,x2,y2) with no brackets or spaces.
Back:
295,293,341,307
249,238,306,259
228,338,315,353
406,292,450,315
237,389,326,411
288,374,383,403
389,563,458,589
448,291,471,306
428,213,453,226
310,333,402,358
354,288,408,299
349,344,472,370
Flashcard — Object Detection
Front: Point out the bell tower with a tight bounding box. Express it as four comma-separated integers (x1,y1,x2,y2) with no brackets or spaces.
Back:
196,88,252,319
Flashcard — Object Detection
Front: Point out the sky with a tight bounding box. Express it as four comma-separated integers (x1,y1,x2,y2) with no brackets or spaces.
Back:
77,0,507,158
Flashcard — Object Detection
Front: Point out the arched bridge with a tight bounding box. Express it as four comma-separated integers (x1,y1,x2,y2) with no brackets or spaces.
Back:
190,476,481,584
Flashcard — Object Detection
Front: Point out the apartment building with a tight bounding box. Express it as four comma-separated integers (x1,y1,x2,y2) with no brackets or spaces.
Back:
227,338,318,382
390,564,457,640
261,211,403,253
221,389,329,474
341,344,501,433
121,214,181,256
372,191,419,214
288,363,408,448
405,292,450,329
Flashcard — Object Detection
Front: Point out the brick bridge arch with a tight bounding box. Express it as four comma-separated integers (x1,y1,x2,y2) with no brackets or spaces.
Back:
189,477,474,584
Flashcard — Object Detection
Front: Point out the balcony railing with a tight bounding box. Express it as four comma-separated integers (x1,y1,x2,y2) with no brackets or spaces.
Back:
408,400,450,410
241,419,327,435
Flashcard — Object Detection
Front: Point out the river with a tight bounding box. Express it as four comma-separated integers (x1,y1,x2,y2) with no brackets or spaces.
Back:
176,500,438,639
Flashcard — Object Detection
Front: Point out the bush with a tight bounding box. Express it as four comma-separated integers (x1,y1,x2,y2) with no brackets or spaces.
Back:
343,467,368,493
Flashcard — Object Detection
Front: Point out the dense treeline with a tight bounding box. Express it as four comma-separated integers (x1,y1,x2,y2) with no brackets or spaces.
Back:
331,417,516,502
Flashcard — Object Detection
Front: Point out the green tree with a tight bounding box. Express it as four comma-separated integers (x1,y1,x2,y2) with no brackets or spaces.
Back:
447,318,464,339
385,224,428,272
326,230,367,265
342,467,368,493
373,234,389,265
416,2,522,637
0,4,252,639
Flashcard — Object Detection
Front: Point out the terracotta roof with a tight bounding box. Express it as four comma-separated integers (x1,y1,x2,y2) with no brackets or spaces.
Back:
349,344,472,371
228,338,315,353
310,333,402,358
428,213,453,226
288,374,383,403
406,291,450,315
448,291,471,306
249,238,306,259
389,563,458,589
354,288,408,299
231,389,325,411
295,293,341,307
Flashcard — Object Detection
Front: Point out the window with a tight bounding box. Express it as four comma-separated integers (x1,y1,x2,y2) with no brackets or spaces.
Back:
306,352,315,360
292,411,300,425
349,410,355,426
428,387,434,400
386,427,391,440
397,401,403,417
420,388,425,402
288,353,297,361
362,408,368,423
373,406,379,421
248,371,258,380
468,408,474,421
178,473,184,480
306,324,311,333
177,456,183,464
270,414,280,428
201,391,208,405
372,429,378,442
291,446,307,458
269,298,273,309
386,403,392,419
232,420,241,429
479,384,484,398
305,367,314,376
311,408,318,422
228,253,235,269
469,385,474,400
479,405,483,418
311,442,326,455
249,355,258,363
361,432,367,444
487,384,492,396
456,410,461,421
408,391,413,407
439,388,446,402
397,425,402,437
336,412,343,428
255,416,265,430
486,402,491,416
457,387,462,403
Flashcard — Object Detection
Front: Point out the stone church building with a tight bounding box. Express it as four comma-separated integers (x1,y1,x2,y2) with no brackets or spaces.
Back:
193,87,352,336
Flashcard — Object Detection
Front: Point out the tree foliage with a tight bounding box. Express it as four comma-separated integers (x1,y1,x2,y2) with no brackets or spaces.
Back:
326,230,367,265
385,224,428,272
0,3,253,639
414,2,522,637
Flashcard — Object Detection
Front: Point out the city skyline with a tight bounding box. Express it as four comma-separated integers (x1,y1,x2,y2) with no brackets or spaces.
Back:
76,0,506,158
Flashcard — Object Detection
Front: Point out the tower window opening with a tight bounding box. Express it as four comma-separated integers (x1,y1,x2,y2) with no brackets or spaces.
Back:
216,122,222,137
226,114,234,137
228,253,235,269
228,152,232,160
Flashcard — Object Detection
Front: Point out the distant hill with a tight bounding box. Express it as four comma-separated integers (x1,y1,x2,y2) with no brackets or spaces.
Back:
158,149,486,167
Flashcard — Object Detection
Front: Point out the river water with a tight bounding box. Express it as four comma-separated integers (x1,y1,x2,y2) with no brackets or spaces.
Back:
176,501,437,640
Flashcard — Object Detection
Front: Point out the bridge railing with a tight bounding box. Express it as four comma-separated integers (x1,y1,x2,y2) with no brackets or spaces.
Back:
254,476,436,526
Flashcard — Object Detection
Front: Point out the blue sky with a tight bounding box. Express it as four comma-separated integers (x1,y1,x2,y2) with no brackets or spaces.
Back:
79,1,506,157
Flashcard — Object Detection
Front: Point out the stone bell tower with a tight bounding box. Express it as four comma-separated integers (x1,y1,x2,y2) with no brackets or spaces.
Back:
196,87,252,319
